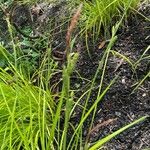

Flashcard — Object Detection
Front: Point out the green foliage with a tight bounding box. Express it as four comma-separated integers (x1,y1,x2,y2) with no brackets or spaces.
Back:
81,0,141,37
0,43,148,149
0,67,54,149
0,44,13,67
89,116,148,149
0,0,149,149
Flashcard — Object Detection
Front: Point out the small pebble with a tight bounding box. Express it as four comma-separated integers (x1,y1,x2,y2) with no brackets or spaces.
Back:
142,93,146,97
115,111,121,117
122,78,126,84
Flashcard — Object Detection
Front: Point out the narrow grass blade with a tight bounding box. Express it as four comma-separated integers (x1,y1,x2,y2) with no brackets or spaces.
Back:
89,115,148,150
131,71,150,94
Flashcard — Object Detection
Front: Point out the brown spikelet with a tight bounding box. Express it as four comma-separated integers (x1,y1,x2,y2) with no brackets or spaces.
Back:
65,3,83,58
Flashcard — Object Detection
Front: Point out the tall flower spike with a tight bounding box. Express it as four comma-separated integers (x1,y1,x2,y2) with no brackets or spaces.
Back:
65,3,83,59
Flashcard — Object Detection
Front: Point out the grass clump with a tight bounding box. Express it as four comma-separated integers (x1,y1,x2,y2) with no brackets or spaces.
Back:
0,67,54,149
81,0,141,37
0,43,148,149
0,0,149,149
0,20,148,149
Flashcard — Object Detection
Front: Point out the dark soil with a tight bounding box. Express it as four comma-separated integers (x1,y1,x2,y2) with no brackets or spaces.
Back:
73,5,150,150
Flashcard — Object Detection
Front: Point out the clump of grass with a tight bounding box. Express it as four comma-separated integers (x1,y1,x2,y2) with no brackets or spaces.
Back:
0,42,148,149
0,1,149,150
0,44,56,149
81,0,141,38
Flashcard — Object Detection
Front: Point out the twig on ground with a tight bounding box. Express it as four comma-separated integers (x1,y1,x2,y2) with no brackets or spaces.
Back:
86,118,117,143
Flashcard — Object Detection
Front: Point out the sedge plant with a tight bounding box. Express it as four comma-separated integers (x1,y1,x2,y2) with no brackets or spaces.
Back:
81,0,141,38
0,1,149,150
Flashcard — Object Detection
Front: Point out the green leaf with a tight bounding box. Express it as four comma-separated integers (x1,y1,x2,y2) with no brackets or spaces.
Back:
89,116,148,150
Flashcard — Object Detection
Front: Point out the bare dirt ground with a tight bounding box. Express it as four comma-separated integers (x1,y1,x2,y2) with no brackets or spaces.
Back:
74,5,150,150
